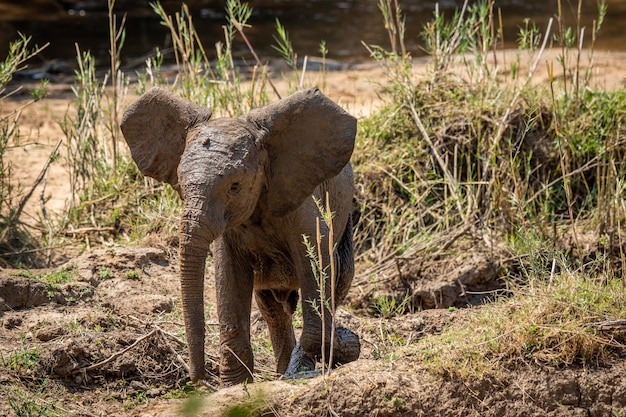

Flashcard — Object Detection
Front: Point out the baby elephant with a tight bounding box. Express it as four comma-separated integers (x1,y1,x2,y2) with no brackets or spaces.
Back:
121,87,360,386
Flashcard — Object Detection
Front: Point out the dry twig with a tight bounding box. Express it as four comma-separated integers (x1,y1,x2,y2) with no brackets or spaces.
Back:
69,329,158,375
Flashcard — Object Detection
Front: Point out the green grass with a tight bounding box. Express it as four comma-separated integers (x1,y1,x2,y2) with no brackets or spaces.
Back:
371,295,411,319
3,348,40,373
123,392,148,410
5,384,59,417
126,269,140,280
12,266,75,286
99,267,114,279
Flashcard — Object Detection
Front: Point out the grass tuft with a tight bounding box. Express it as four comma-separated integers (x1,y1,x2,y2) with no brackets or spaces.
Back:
412,271,626,378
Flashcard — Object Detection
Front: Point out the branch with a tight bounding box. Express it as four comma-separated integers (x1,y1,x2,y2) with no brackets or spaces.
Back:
590,319,626,332
69,329,158,375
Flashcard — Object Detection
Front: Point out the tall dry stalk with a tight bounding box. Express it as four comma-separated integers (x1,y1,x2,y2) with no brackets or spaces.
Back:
106,0,126,169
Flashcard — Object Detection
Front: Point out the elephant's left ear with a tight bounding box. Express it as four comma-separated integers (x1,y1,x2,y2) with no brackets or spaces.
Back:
245,87,357,216
120,87,212,190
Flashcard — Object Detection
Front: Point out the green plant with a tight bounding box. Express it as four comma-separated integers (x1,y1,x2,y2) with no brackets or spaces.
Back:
105,0,127,169
318,40,328,90
381,0,406,56
390,395,406,411
5,385,59,417
123,391,147,410
162,385,195,399
5,349,40,372
420,0,469,72
99,267,114,279
43,267,76,285
302,193,340,375
3,335,40,373
60,45,108,206
272,18,297,70
12,266,75,289
517,18,540,52
126,269,140,280
372,295,410,319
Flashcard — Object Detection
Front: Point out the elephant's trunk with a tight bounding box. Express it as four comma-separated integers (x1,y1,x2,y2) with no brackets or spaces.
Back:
178,202,223,382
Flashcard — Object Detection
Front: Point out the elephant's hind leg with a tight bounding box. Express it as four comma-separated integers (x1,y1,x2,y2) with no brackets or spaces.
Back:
334,215,355,304
255,289,297,374
330,216,360,366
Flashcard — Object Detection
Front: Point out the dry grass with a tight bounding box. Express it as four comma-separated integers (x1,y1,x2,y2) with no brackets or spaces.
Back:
411,270,626,379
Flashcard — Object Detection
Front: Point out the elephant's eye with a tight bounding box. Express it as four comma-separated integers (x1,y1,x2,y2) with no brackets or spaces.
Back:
228,182,241,197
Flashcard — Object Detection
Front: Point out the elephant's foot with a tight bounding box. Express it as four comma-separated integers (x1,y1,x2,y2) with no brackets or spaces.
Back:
283,341,318,379
188,378,214,392
219,343,254,387
283,328,360,379
220,369,254,387
331,327,360,366
188,363,207,384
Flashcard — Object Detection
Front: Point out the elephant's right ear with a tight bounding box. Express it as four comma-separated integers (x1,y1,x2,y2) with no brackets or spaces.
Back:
120,87,212,189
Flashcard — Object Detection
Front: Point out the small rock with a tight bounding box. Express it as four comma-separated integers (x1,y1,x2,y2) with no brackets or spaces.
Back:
151,296,174,314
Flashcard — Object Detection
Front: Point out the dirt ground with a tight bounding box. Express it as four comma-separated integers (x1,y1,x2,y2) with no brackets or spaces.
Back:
1,50,626,416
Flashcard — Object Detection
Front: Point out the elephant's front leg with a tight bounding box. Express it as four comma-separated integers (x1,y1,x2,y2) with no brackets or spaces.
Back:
214,238,254,386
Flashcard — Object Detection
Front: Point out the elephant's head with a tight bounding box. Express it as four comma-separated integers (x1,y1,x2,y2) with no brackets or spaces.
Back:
121,87,357,381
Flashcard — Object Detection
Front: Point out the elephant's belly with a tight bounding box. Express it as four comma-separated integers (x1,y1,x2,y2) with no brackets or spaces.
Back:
252,257,299,291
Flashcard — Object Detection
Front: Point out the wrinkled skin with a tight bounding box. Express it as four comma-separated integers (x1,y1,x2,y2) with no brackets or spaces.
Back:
120,87,360,386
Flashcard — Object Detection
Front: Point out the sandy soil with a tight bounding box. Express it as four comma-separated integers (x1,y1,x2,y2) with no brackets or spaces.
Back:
1,49,625,416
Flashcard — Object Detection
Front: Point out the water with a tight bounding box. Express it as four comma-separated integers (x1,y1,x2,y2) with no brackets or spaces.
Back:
0,0,624,69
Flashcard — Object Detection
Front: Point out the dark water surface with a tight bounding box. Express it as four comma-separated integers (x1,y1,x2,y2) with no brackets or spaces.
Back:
0,0,625,69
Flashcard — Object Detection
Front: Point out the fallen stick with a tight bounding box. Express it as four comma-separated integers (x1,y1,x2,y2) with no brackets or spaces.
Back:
68,329,158,375
590,319,626,332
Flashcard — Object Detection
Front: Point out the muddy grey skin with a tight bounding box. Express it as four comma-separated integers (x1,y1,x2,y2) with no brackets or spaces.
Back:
120,87,360,386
